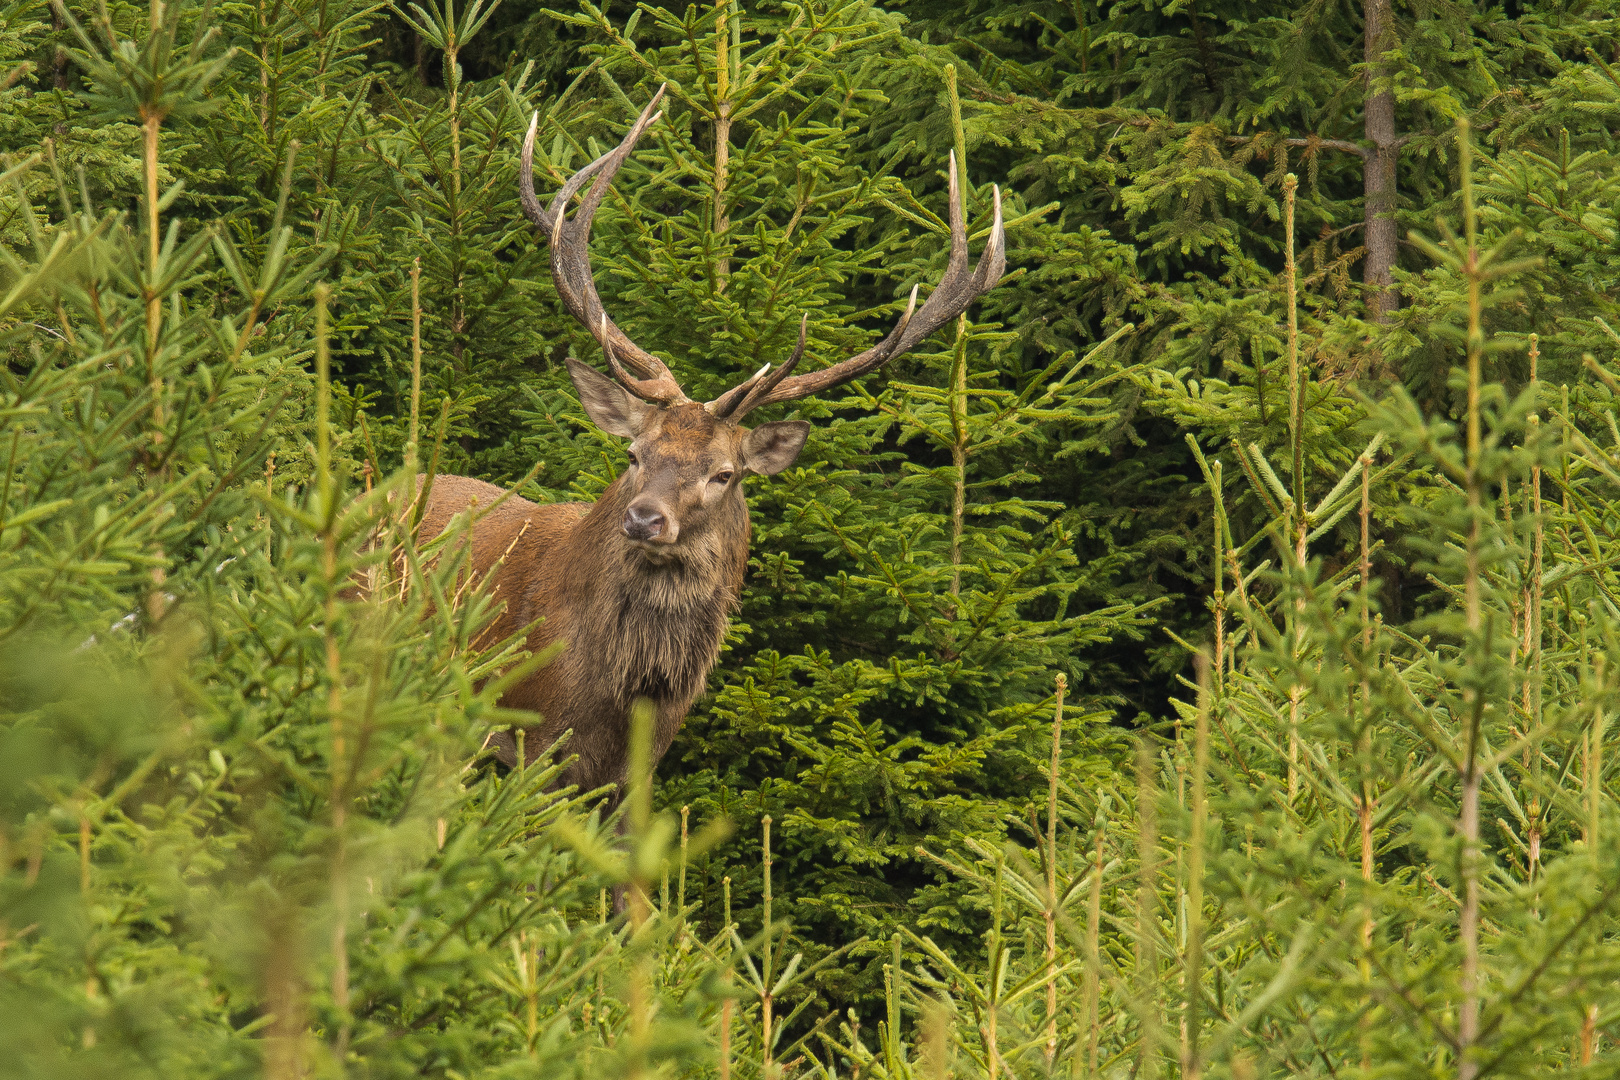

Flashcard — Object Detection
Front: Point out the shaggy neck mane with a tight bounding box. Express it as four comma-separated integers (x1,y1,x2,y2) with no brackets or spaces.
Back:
561,477,748,708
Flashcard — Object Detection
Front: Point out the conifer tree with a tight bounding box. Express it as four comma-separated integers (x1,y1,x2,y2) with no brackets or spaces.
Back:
10,0,1620,1074
0,6,726,1075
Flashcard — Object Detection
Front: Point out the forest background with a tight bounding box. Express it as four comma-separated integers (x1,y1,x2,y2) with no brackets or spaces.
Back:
9,0,1620,1075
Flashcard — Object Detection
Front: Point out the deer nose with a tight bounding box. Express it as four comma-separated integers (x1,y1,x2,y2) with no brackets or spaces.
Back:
622,503,666,541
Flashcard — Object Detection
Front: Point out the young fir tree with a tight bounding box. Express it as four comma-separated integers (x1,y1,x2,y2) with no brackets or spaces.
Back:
829,137,1620,1080
853,3,1620,668
14,0,1620,1073
0,5,742,1076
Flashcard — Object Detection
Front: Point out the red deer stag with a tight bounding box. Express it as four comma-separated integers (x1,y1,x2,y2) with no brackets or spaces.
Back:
419,86,1005,806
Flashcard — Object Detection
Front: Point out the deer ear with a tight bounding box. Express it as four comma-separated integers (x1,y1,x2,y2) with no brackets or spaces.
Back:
566,357,653,438
742,420,810,476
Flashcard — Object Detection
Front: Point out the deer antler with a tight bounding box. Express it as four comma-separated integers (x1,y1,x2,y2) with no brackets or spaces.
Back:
520,85,692,406
709,152,1006,420
520,91,1006,415
705,315,808,418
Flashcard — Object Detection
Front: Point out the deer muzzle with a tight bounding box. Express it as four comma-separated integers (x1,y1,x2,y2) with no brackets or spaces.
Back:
623,500,673,544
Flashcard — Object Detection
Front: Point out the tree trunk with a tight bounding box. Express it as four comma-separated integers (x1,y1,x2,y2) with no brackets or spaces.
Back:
1364,0,1399,322
51,3,67,91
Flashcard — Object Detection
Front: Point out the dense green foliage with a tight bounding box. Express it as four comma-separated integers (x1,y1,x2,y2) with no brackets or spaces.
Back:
9,0,1620,1075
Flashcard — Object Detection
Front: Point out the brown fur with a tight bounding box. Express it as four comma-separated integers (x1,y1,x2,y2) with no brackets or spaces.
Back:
416,392,804,805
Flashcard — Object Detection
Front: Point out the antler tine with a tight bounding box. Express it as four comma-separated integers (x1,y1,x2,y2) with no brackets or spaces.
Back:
734,314,810,416
708,315,810,419
600,313,680,404
519,112,548,236
705,361,770,419
520,86,691,406
520,111,620,245
887,178,1004,357
723,156,1005,416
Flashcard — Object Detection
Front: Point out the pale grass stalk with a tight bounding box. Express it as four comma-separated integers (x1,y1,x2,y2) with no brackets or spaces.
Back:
922,999,951,1080
1183,654,1209,1080
945,65,969,206
712,0,735,288
1358,452,1377,1070
946,67,970,599
78,813,90,895
986,993,999,1080
762,816,775,1077
1283,172,1303,520
141,106,161,380
949,314,969,600
1085,806,1106,1078
1456,122,1483,1080
1525,334,1543,886
141,82,168,622
520,930,539,1056
445,38,459,199
1283,173,1303,803
720,874,733,1080
985,860,1003,1080
408,258,422,467
80,813,95,1048
264,903,305,1080
719,997,733,1080
1561,383,1571,519
402,258,426,613
315,285,352,1060
1212,461,1227,678
886,934,904,1076
625,702,656,1080
1045,672,1066,1065
1591,655,1606,854
678,805,690,922
1135,742,1160,1080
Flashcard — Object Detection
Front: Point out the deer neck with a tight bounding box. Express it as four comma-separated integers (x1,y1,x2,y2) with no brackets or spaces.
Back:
561,480,748,707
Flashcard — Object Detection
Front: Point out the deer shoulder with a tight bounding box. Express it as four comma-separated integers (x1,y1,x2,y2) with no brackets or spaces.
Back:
413,474,588,643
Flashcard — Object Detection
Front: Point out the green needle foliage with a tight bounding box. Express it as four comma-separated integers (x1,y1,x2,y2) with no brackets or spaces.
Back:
9,0,1620,1076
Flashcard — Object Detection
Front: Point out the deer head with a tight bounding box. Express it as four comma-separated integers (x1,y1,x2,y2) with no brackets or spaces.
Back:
563,355,807,555
519,86,1006,554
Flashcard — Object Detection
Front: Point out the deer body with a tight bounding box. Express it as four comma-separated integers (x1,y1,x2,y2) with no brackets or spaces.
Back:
428,85,1004,809
422,467,743,794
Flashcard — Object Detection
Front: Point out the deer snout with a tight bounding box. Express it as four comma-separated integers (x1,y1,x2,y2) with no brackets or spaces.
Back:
623,501,672,543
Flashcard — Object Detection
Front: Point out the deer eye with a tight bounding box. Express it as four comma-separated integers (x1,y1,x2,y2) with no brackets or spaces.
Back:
626,450,639,467
711,470,734,486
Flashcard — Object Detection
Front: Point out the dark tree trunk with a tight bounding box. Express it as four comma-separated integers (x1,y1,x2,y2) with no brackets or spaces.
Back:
50,3,67,135
51,3,66,90
1364,0,1399,323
